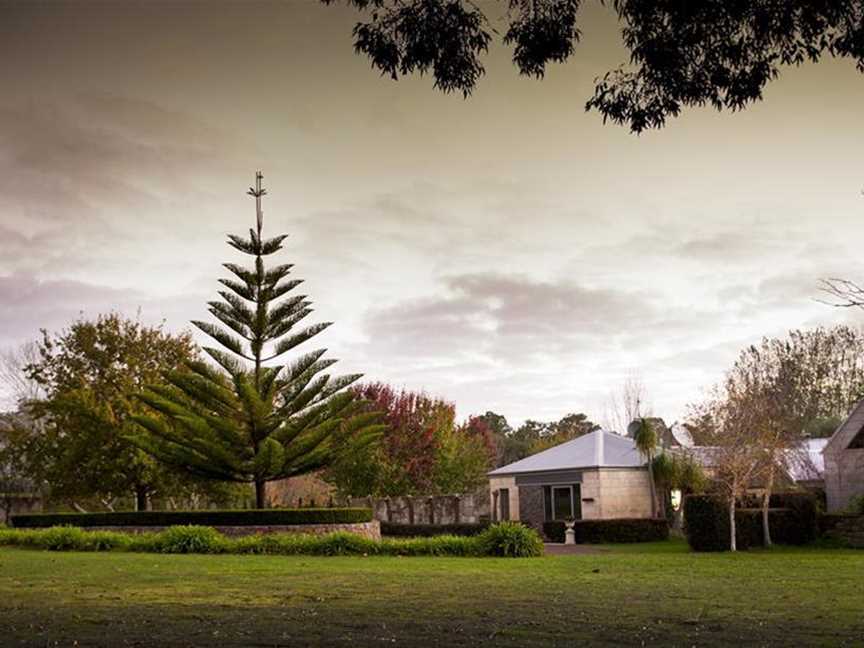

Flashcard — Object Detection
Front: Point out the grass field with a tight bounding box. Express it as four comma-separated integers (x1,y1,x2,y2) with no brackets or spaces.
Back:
1,540,862,646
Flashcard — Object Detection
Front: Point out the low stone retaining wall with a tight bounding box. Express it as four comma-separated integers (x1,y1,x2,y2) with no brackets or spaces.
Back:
81,520,381,541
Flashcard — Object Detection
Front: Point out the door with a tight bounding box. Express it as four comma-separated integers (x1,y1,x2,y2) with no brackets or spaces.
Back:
499,488,510,521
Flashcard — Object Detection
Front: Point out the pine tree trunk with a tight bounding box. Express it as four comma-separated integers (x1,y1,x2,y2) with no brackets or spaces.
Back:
762,464,775,547
255,480,267,509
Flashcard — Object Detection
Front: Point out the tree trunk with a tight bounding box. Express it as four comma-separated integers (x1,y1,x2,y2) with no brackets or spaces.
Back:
647,459,658,518
729,490,737,552
255,480,267,509
761,464,776,547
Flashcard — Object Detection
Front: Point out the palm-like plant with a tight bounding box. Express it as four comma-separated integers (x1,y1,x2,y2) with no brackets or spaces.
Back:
130,173,383,507
634,418,658,517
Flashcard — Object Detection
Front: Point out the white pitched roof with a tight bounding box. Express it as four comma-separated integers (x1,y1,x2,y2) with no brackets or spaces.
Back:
488,429,645,476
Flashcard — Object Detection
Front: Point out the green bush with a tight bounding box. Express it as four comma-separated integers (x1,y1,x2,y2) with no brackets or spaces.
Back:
381,522,490,537
847,494,864,515
152,526,226,554
475,522,544,557
684,493,819,551
380,535,478,556
10,508,372,528
0,523,543,558
543,518,669,544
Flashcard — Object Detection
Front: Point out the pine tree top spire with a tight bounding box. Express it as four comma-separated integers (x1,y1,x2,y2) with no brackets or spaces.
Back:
246,171,266,234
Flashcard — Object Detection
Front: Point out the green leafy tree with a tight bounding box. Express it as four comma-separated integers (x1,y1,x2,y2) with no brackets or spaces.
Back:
324,383,492,497
530,413,599,453
19,314,225,511
130,174,383,508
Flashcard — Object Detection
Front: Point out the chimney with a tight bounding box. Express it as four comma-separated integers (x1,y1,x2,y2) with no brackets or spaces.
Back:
595,430,604,466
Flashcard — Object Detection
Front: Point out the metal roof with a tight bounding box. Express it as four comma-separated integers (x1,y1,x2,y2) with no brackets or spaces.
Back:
488,429,646,476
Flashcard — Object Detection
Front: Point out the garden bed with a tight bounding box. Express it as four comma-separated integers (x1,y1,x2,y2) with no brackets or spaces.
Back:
0,521,544,557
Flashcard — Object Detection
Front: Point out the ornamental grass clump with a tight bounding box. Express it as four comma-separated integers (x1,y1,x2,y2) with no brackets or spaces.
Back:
0,522,545,557
475,521,544,557
153,525,227,554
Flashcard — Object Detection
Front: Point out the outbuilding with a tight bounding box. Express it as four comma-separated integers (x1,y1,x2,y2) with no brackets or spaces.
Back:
824,399,864,512
487,429,653,531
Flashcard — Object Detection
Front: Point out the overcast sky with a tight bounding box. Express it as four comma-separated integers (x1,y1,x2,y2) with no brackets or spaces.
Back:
2,1,864,425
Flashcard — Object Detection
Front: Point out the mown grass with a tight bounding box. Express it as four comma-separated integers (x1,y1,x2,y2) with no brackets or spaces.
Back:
1,541,861,646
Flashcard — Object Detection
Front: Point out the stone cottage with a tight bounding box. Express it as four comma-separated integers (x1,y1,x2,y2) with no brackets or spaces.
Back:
487,429,653,530
824,399,864,512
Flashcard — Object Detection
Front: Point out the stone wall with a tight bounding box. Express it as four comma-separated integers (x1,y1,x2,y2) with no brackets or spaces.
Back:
83,520,381,541
488,476,519,521
349,492,490,525
596,468,653,519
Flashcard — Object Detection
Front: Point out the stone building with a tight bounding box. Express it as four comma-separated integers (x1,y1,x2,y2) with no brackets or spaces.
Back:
824,399,864,512
487,429,653,531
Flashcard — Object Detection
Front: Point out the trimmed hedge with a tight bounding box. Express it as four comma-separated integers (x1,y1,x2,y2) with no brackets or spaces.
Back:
684,493,819,551
542,518,669,544
9,508,372,529
381,522,491,537
0,522,544,558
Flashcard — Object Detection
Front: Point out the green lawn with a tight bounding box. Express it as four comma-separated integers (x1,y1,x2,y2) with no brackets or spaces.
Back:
1,540,862,646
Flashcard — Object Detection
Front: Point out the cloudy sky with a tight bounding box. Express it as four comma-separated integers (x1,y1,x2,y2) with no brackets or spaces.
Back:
2,1,864,425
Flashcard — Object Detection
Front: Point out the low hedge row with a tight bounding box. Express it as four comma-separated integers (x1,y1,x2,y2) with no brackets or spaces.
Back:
0,521,544,558
542,518,669,544
381,522,491,537
9,508,373,529
683,493,819,552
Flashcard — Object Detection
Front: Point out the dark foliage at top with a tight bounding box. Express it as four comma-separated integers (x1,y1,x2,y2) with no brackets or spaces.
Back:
322,0,864,132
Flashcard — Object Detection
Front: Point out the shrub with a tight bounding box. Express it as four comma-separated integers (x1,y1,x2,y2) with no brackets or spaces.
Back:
543,518,669,544
847,494,864,516
770,492,818,544
313,532,378,556
152,526,226,554
475,522,544,557
0,525,543,558
684,493,818,551
35,526,89,551
10,508,372,528
380,522,490,537
380,535,478,557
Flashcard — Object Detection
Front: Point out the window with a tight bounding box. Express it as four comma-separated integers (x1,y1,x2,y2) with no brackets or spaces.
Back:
499,488,510,521
543,484,582,521
553,487,572,520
